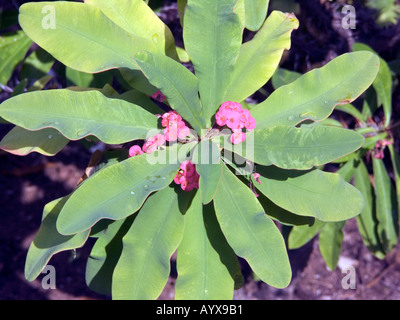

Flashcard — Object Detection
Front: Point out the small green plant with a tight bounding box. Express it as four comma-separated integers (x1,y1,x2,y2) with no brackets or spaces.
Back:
287,42,400,269
0,0,381,299
365,0,400,26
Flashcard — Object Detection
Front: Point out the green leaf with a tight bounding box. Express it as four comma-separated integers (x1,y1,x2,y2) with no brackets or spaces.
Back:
318,221,346,271
388,144,400,216
25,196,90,282
19,2,155,73
288,220,325,250
353,43,392,127
251,52,380,129
175,192,243,300
20,48,54,81
183,0,244,127
86,216,135,296
372,157,399,254
218,125,365,170
354,160,385,259
244,0,270,31
84,0,178,60
57,143,196,235
225,11,298,103
112,187,185,300
253,166,364,222
0,30,32,86
192,140,223,204
271,68,301,89
132,51,205,132
177,0,188,26
335,103,366,123
0,126,69,156
256,192,314,226
0,89,159,144
213,163,291,288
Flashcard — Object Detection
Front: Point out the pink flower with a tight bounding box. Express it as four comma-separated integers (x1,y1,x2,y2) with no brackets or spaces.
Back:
231,132,247,145
129,145,144,157
174,160,200,192
245,116,257,131
142,141,158,154
151,134,165,146
216,102,256,143
226,111,243,130
215,111,228,126
178,126,190,140
164,127,178,142
253,173,261,185
152,90,166,102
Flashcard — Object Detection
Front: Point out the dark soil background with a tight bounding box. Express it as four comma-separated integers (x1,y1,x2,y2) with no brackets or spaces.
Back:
1,0,400,300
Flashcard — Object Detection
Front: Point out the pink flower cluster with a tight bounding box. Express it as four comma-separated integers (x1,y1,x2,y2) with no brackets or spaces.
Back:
161,111,191,142
128,110,191,158
174,160,200,192
215,101,256,145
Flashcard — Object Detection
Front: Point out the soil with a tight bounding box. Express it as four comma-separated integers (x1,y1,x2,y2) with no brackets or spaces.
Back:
1,0,400,300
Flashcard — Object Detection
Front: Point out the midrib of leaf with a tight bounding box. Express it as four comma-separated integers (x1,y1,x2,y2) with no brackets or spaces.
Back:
258,56,375,125
132,193,176,298
21,11,140,69
150,65,203,130
220,174,274,273
232,17,289,76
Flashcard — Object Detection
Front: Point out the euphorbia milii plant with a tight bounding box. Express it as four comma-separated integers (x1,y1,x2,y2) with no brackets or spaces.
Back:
0,0,380,300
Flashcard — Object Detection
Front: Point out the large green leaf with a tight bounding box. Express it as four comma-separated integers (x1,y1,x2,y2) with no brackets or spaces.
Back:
318,221,346,271
213,164,291,288
192,140,223,204
0,30,32,86
175,193,243,300
288,220,325,250
20,48,54,81
389,144,400,217
271,68,301,89
25,196,90,282
132,51,205,132
217,125,365,170
372,157,399,254
56,143,196,235
251,52,380,129
244,0,270,31
86,217,135,296
84,0,178,60
353,43,392,127
112,187,185,300
0,89,159,144
0,126,69,156
253,166,364,222
354,160,385,259
19,2,155,73
183,0,244,127
225,11,298,103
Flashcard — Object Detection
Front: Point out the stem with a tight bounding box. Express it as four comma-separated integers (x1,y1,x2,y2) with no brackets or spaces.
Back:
387,120,400,131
